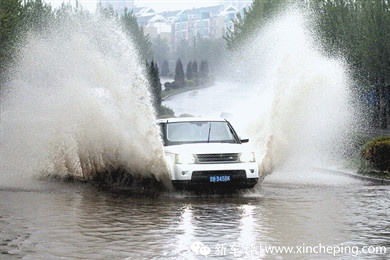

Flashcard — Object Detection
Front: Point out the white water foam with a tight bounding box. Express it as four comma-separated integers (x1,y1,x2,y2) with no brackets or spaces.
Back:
0,15,169,187
226,8,358,184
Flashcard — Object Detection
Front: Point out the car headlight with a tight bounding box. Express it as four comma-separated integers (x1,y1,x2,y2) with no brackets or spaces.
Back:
240,152,255,163
175,153,195,164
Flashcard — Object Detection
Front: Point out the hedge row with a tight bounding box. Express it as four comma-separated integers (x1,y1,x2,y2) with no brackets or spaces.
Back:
362,136,390,172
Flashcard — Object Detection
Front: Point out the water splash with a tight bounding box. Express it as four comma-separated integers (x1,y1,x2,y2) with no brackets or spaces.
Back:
228,8,357,183
0,15,170,189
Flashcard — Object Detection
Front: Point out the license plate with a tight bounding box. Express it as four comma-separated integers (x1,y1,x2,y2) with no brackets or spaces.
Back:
210,175,231,183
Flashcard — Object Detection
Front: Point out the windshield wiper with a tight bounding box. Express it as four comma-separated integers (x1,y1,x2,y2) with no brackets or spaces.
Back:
207,123,211,143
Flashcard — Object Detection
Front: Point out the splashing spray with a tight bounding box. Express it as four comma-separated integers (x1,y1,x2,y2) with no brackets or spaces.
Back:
229,8,356,183
0,15,170,189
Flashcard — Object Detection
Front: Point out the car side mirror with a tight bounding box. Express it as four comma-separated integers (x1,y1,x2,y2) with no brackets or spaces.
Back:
240,137,249,143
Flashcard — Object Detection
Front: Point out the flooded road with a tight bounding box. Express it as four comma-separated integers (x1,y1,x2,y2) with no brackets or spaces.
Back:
1,175,389,259
0,78,388,259
2,6,389,258
1,81,388,259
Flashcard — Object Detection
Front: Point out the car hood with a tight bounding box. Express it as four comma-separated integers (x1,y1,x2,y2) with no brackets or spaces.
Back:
163,143,253,155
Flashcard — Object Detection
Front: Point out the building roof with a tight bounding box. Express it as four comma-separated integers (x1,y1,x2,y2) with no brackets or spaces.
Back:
160,10,183,17
184,5,226,16
132,7,157,16
136,14,169,26
136,14,156,25
132,7,145,13
148,15,168,23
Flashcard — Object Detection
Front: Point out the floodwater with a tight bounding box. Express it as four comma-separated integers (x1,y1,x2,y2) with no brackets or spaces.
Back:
1,174,389,259
1,81,389,259
2,9,388,259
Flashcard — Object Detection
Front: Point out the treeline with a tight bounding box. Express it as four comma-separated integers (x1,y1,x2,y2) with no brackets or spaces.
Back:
152,36,226,79
164,59,211,91
0,0,173,116
225,0,287,50
0,0,218,117
0,0,151,79
226,0,390,129
1,0,54,82
145,58,212,117
310,0,390,129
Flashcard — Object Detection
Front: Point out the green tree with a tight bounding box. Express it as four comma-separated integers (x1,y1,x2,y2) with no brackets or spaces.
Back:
192,60,198,80
97,2,116,19
0,0,53,84
186,61,193,80
120,8,152,61
228,0,390,128
0,0,23,82
199,60,209,79
54,1,90,25
311,0,390,128
21,0,53,34
174,59,185,87
225,0,288,50
147,61,162,110
96,5,152,61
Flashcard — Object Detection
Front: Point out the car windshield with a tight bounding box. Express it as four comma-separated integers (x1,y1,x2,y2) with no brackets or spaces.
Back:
165,121,238,145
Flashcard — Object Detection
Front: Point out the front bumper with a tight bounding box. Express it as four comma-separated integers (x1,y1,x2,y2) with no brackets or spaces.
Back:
169,162,259,190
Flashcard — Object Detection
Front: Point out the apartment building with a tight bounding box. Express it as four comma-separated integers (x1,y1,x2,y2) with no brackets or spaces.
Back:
132,5,242,52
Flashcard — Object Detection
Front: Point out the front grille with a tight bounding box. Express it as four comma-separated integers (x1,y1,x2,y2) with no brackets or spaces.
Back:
196,153,239,163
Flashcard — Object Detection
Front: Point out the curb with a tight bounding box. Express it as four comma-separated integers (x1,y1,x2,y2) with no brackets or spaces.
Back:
161,85,211,101
319,168,390,185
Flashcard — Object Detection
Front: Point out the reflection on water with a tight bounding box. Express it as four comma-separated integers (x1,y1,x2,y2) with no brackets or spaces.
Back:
0,177,389,259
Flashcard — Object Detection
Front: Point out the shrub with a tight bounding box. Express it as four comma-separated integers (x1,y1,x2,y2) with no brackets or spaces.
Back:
158,105,174,118
179,113,194,117
185,79,195,88
363,136,390,172
164,82,172,91
171,80,185,89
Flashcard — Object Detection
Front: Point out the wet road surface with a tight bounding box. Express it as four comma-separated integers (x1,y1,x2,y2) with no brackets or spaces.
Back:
1,172,389,259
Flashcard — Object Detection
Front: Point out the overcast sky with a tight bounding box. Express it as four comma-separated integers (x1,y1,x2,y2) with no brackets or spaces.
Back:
46,0,235,12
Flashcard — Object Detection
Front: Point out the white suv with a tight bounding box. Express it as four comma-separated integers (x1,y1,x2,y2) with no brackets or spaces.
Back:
157,117,259,190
